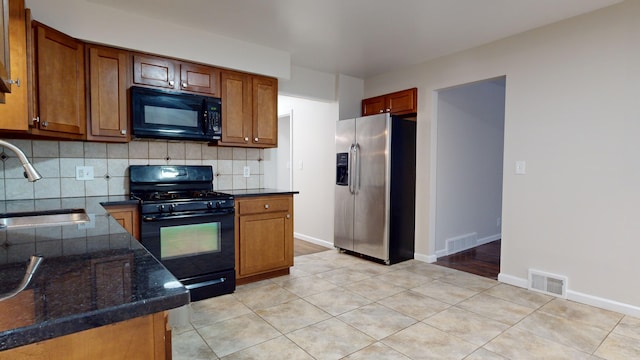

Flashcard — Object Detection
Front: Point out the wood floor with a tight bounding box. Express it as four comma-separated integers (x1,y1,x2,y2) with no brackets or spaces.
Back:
434,240,501,280
294,238,330,257
294,238,501,280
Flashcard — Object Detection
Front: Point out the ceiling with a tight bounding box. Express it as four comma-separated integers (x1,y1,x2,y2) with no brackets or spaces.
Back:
87,0,622,79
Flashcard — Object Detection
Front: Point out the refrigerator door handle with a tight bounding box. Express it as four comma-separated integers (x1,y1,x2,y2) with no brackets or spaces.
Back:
354,143,361,194
348,143,356,194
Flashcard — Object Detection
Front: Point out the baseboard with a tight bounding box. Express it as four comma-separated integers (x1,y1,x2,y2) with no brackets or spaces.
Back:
436,233,501,258
293,232,334,249
414,252,437,263
498,272,640,317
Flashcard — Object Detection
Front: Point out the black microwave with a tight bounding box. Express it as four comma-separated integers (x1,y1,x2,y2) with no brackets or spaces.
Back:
131,86,222,141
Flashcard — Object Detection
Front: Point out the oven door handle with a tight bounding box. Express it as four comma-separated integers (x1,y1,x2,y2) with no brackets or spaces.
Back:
142,210,234,222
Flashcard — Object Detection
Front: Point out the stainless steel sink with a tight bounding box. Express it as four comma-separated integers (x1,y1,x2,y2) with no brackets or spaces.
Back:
0,208,90,229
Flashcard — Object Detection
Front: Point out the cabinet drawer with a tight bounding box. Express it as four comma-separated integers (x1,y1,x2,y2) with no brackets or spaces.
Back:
238,197,290,215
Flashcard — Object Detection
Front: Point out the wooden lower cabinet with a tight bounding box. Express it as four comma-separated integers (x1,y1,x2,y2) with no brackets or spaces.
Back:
104,204,140,240
0,312,170,360
235,195,293,284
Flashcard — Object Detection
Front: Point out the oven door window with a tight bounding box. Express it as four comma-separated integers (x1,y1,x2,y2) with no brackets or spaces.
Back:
160,222,221,260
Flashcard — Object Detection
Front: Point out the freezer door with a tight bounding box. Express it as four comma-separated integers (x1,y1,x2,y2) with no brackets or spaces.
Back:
354,114,390,261
334,119,356,251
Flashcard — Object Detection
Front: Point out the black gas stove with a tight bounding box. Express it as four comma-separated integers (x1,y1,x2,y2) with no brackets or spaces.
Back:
129,165,236,301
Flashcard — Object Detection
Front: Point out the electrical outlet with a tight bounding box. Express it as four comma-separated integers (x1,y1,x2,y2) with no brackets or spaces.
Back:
75,166,94,180
243,166,250,178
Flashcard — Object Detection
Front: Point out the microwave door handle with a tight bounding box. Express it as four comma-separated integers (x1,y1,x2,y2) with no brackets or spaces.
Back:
203,108,209,134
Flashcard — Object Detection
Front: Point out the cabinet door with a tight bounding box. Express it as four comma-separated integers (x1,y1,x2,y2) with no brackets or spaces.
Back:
238,211,293,277
0,0,28,130
132,53,178,90
220,70,252,145
180,62,219,96
362,95,386,116
87,45,129,142
387,88,417,115
32,22,85,138
251,75,277,147
0,0,10,100
105,204,140,240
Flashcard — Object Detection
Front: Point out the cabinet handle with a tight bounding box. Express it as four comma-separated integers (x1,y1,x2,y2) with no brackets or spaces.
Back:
244,137,249,142
254,137,259,142
120,129,127,135
379,110,383,113
182,82,187,88
8,78,20,87
264,204,270,209
386,108,390,112
169,80,175,86
286,214,290,219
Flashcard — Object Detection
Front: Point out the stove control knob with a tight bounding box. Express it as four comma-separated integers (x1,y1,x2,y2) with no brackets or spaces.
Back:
169,204,177,212
216,202,222,209
207,201,214,209
158,205,165,213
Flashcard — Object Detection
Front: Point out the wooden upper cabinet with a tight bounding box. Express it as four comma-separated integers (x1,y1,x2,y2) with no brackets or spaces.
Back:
220,70,251,144
132,53,220,96
252,75,277,146
361,95,386,116
0,0,28,131
362,88,417,117
218,70,277,148
86,45,129,142
0,0,11,101
132,53,177,90
30,21,85,139
179,62,219,96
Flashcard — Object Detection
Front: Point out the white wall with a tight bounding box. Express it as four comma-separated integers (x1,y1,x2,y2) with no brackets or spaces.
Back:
435,79,505,256
279,66,337,101
25,0,290,79
278,96,338,248
337,74,364,120
365,1,640,314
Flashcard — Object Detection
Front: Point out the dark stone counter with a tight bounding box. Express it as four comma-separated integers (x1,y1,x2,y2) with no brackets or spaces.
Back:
0,196,189,351
219,188,299,197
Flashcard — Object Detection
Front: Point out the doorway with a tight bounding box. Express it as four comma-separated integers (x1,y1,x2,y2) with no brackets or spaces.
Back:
263,111,293,190
433,76,506,279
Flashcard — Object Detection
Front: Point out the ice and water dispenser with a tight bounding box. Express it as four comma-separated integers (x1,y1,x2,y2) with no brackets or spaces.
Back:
336,153,349,186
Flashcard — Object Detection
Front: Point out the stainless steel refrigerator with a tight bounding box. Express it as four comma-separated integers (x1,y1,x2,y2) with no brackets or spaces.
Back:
334,113,416,264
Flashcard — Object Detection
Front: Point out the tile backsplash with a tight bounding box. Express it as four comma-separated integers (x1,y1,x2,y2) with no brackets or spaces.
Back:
0,139,264,201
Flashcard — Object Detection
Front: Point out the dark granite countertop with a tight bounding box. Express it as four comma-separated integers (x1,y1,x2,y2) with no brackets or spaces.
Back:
219,188,299,197
0,196,189,351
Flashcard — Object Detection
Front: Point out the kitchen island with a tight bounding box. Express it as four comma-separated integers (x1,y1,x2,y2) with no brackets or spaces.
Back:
0,196,189,358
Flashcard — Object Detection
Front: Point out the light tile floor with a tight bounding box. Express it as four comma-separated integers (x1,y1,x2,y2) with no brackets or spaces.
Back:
171,250,640,359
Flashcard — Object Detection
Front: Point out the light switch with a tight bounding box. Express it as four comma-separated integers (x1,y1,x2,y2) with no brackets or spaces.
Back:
515,161,526,175
243,166,250,178
76,166,94,180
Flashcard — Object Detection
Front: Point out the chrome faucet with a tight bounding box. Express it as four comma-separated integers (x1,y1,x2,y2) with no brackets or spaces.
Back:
0,255,44,302
0,140,42,182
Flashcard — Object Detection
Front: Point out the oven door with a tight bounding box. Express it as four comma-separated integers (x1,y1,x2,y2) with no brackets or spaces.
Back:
140,209,234,280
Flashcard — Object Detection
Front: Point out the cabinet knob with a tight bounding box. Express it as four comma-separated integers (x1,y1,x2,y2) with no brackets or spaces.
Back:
244,137,249,142
379,110,383,113
41,121,48,128
386,108,390,112
169,80,175,86
264,204,270,209
120,129,127,135
182,82,187,88
254,137,259,142
286,214,291,219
